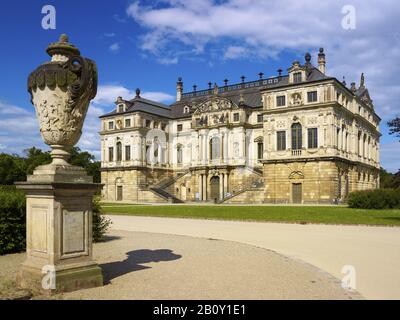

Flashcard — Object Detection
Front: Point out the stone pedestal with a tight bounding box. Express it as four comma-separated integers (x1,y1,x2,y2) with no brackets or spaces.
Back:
18,34,103,294
15,165,103,294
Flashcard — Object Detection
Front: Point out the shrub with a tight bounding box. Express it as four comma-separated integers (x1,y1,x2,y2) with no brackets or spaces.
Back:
0,187,26,255
92,195,112,242
347,189,400,209
0,188,111,255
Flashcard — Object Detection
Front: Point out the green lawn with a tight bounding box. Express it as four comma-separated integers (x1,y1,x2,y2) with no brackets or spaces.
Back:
103,205,400,226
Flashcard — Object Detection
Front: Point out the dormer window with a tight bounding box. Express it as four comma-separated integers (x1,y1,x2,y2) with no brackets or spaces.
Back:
293,72,302,83
118,104,124,113
183,106,190,114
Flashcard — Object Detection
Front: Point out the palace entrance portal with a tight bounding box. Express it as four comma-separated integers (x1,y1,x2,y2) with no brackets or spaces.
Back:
210,176,220,201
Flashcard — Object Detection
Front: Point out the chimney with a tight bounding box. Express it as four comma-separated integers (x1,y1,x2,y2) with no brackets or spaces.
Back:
176,77,183,102
318,48,326,74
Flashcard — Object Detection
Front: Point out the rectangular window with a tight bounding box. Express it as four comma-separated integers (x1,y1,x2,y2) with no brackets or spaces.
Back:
108,147,114,162
154,121,159,129
125,119,131,127
177,124,183,132
277,131,286,151
195,118,201,127
257,142,264,160
233,113,240,122
161,123,167,131
293,72,302,83
307,91,318,103
308,128,318,149
118,105,124,113
257,114,263,123
145,120,151,128
292,124,302,150
276,95,286,107
125,146,131,161
108,121,114,130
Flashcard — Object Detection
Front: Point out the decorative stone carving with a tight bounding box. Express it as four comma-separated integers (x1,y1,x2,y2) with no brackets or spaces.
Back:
308,117,317,125
27,34,98,165
193,97,239,115
289,171,305,179
16,35,103,294
277,120,286,129
290,92,303,106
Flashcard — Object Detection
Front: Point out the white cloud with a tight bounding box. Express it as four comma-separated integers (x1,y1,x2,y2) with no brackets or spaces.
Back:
141,91,174,102
127,0,400,121
109,42,121,53
93,85,134,106
0,101,31,115
157,57,179,65
223,46,248,60
93,85,174,106
0,100,45,155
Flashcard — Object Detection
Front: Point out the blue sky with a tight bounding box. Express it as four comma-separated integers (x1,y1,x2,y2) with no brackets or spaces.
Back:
0,0,399,172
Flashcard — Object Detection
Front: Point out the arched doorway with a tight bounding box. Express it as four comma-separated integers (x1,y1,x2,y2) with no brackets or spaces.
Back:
210,176,220,201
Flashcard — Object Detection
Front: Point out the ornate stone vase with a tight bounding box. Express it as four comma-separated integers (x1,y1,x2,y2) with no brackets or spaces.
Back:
27,34,97,165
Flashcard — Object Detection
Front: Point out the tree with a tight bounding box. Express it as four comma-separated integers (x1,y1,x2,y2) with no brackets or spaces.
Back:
380,167,400,189
0,147,101,185
0,154,26,185
23,147,51,175
69,147,101,183
388,117,400,140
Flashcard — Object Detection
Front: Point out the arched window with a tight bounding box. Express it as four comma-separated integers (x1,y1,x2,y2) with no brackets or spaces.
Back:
116,142,122,162
210,137,220,160
291,123,302,150
177,144,183,164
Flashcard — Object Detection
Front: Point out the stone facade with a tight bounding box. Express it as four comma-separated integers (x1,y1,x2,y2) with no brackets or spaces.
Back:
100,49,380,204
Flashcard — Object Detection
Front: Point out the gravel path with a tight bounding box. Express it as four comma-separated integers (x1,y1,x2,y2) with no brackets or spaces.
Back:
108,215,400,299
0,230,359,300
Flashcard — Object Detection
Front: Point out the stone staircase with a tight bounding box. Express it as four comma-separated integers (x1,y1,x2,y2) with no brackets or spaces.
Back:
149,169,191,203
218,167,264,204
154,169,190,189
149,187,184,203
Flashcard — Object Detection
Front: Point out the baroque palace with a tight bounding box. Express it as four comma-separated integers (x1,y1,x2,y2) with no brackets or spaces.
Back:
100,48,381,204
